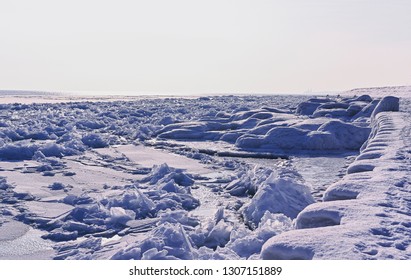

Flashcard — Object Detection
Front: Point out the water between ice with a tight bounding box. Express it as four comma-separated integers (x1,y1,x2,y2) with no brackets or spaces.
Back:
223,154,353,201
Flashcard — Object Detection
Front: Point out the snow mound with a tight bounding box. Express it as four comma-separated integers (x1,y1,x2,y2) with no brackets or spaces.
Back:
371,96,399,120
236,118,370,151
229,94,376,152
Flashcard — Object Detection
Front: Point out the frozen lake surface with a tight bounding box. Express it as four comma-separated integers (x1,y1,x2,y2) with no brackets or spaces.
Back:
0,88,410,259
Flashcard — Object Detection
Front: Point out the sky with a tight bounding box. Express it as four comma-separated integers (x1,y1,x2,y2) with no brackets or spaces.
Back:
1,0,411,95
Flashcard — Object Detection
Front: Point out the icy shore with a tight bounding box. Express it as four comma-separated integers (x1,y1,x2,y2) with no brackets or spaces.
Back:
0,90,409,259
262,108,411,259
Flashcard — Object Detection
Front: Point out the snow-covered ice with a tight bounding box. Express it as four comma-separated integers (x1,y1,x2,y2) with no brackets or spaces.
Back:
0,87,410,259
262,105,411,259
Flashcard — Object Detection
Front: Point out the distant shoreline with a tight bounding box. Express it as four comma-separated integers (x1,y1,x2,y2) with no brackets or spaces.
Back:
1,85,410,104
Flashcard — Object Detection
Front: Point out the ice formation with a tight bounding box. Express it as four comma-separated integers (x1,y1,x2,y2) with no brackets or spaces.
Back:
261,98,410,260
0,89,410,260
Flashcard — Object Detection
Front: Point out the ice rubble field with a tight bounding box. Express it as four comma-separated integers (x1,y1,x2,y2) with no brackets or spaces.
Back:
0,88,410,260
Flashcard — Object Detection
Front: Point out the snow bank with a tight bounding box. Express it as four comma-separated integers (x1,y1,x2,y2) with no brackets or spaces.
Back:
261,109,411,259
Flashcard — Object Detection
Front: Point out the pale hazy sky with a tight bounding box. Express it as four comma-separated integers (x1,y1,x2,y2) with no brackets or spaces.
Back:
1,0,410,94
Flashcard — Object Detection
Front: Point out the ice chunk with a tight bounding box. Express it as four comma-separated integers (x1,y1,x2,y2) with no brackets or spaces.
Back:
143,163,172,184
62,221,105,234
103,188,156,219
0,177,12,190
39,143,79,157
226,212,292,258
258,212,293,240
242,173,314,228
111,222,194,260
157,210,199,227
81,133,108,148
48,182,65,190
160,180,189,194
66,204,109,226
62,194,94,205
190,208,232,249
133,188,156,216
111,247,141,260
42,229,78,241
142,163,194,186
203,220,232,249
225,166,272,196
211,215,282,257
0,143,38,160
54,237,102,260
106,207,135,226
